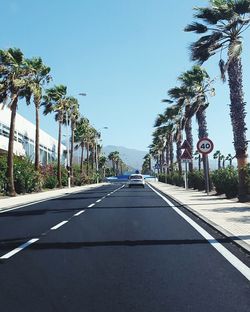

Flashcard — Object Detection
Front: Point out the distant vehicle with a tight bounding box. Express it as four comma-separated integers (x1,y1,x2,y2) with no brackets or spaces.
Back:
128,174,145,188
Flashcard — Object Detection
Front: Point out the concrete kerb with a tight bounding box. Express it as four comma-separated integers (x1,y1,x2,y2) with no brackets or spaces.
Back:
147,182,250,254
0,182,109,213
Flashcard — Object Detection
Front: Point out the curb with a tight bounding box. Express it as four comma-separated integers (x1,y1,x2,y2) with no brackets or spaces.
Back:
148,182,250,254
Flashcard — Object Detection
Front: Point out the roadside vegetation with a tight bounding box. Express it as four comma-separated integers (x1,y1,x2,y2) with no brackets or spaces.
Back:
0,48,129,196
146,0,250,202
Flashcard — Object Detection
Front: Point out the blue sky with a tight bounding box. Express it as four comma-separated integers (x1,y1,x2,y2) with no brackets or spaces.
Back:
1,0,250,156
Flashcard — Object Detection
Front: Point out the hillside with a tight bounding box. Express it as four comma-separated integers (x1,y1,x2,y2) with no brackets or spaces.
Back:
103,145,147,170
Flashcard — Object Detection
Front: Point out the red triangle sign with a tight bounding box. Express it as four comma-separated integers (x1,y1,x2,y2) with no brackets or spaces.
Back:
181,140,192,150
181,149,192,160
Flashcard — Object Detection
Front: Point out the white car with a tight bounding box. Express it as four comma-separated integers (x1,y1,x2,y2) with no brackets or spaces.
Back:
128,174,145,188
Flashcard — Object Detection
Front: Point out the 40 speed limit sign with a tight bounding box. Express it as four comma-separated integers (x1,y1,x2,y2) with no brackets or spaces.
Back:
197,137,214,154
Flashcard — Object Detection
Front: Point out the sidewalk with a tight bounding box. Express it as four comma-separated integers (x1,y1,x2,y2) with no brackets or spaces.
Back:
149,181,250,253
0,183,108,212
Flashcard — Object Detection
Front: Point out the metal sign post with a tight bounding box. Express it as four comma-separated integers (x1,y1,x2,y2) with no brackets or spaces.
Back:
184,160,188,190
197,137,214,195
180,143,192,190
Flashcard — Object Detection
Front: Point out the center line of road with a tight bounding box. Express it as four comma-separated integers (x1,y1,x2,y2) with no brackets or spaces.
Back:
50,221,68,230
148,184,250,281
74,210,85,216
0,238,39,260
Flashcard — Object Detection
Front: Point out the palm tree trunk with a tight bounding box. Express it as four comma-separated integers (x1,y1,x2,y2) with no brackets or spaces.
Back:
176,138,182,175
70,123,74,183
35,103,40,170
86,143,89,176
196,106,211,191
185,107,193,172
228,57,248,201
80,144,84,174
169,136,174,173
7,97,18,196
57,122,62,188
165,145,169,174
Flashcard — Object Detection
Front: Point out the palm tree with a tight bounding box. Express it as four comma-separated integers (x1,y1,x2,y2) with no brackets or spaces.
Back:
166,86,194,172
142,153,152,174
65,96,79,181
225,153,234,167
74,117,90,174
0,48,33,196
213,150,221,169
42,85,69,187
185,0,250,201
99,155,107,179
194,150,202,171
155,105,182,174
26,57,51,170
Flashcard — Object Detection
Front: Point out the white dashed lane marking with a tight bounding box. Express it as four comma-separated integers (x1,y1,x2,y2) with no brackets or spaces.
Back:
0,238,39,259
74,210,85,216
0,185,125,260
50,221,68,230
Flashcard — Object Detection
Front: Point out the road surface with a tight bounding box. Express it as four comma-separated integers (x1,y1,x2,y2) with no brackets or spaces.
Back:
0,183,249,311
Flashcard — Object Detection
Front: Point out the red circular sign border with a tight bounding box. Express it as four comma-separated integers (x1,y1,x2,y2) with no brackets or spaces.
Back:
197,137,214,155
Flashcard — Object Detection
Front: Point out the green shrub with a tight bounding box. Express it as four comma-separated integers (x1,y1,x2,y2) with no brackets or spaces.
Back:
13,156,40,194
188,170,205,191
43,175,57,189
211,168,238,198
0,156,7,194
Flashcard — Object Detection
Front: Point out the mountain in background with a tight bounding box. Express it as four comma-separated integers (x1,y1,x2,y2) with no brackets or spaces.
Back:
102,145,147,170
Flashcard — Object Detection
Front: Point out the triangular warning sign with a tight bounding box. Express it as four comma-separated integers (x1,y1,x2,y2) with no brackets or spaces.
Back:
181,149,192,160
181,140,192,151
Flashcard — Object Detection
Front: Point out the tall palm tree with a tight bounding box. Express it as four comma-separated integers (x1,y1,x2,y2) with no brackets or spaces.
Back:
0,48,33,196
74,116,90,174
108,151,117,175
142,153,152,174
64,96,79,181
185,0,250,201
167,86,194,172
42,85,69,187
26,57,51,170
225,153,234,167
155,105,182,174
213,150,222,169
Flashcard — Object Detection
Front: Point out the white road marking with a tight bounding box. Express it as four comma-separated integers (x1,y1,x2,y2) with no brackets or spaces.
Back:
0,238,39,259
96,199,102,203
148,184,250,281
74,210,85,216
50,221,68,230
88,203,95,208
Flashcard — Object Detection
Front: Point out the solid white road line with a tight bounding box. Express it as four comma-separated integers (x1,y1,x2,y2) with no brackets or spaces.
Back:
0,238,39,259
74,210,85,216
148,184,250,281
50,221,68,230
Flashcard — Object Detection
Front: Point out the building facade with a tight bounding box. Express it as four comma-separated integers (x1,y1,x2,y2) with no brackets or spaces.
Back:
0,105,66,165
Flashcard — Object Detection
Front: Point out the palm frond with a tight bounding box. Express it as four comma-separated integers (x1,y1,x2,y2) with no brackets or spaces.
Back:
184,22,208,33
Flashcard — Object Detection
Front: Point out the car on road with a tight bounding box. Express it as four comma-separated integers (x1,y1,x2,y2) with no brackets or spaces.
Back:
128,174,145,188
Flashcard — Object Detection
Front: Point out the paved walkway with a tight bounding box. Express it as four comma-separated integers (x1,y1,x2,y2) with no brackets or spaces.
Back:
149,181,250,253
0,183,108,212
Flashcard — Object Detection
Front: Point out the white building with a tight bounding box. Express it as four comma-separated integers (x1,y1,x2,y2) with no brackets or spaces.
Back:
0,105,66,164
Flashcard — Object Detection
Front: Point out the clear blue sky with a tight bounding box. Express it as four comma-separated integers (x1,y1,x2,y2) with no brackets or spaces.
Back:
2,0,250,156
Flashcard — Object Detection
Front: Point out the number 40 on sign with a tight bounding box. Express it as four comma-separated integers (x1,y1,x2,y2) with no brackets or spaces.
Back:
197,138,214,155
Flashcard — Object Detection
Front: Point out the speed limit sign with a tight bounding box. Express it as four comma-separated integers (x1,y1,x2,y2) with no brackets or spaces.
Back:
197,137,214,154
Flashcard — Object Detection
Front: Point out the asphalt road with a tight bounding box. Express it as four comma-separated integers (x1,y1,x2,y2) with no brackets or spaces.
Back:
0,183,249,312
